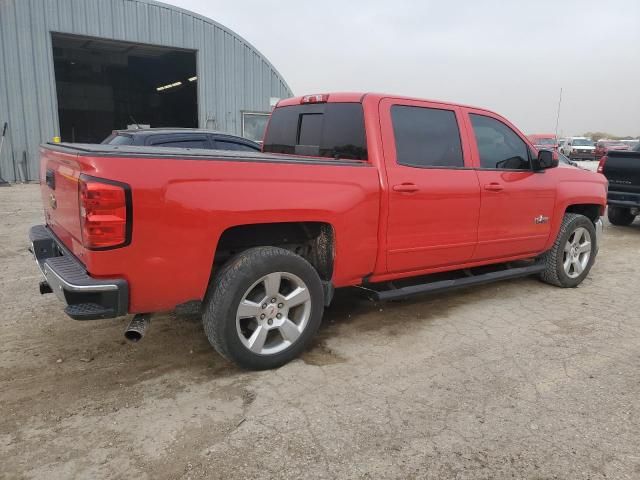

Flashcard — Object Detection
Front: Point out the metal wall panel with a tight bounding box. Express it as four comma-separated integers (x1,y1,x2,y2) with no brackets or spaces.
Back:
0,0,293,181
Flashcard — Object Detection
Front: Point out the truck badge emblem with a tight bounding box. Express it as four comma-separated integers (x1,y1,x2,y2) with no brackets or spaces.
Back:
534,215,548,224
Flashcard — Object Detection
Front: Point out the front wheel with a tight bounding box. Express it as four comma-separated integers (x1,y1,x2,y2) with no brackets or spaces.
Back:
607,206,636,226
539,213,597,288
202,247,324,370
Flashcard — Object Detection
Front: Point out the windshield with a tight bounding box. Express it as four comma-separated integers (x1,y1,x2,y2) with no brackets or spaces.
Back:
102,133,134,145
535,138,556,145
572,139,594,146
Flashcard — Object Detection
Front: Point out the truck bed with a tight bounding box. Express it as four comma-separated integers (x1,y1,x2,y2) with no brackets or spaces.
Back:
46,142,369,167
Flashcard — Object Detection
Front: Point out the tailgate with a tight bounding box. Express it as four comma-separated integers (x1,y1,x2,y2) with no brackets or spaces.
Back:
40,146,84,249
603,152,640,194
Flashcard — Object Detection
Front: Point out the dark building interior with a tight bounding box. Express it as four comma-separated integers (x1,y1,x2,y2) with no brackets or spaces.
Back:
52,33,197,143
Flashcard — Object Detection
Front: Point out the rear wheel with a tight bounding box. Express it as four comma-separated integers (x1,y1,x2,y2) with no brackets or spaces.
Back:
607,206,636,226
202,247,324,370
540,213,597,288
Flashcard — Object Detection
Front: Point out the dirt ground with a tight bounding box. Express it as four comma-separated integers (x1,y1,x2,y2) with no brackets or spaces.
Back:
1,183,639,480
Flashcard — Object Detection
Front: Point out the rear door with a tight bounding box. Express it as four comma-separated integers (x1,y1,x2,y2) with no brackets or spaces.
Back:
380,98,481,273
463,109,556,261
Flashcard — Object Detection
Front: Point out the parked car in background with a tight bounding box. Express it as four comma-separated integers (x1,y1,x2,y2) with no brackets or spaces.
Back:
595,140,629,159
31,92,606,370
560,137,596,160
102,128,261,152
557,138,567,151
528,134,558,151
598,142,640,225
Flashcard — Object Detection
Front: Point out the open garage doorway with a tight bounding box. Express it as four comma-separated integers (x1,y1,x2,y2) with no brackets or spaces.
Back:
52,33,197,144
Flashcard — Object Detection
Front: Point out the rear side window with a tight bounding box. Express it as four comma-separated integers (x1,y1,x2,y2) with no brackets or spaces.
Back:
391,106,464,168
263,103,367,160
470,114,530,170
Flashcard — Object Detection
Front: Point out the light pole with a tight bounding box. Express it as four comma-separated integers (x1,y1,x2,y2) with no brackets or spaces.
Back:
554,88,563,140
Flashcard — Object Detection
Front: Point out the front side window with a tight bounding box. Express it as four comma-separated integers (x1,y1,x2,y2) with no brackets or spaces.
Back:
470,114,530,170
391,105,464,168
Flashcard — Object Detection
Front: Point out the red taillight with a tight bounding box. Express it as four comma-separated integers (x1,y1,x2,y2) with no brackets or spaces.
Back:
301,94,328,104
597,155,607,174
79,176,130,249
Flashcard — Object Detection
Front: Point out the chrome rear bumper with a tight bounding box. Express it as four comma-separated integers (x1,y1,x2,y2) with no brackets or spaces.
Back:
29,225,128,320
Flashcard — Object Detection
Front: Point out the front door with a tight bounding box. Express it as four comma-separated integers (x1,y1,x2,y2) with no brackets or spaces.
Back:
464,110,556,261
381,99,481,274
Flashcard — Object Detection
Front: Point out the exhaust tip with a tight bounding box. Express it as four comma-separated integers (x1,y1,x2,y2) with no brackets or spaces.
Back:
124,314,151,343
124,330,143,343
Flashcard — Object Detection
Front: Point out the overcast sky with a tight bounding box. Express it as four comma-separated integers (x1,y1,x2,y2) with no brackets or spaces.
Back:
171,0,639,136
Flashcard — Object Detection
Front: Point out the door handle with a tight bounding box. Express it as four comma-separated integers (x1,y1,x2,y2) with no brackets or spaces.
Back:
393,183,419,193
484,183,504,192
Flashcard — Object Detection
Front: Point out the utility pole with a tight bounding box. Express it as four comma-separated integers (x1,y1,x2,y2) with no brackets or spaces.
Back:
554,88,563,139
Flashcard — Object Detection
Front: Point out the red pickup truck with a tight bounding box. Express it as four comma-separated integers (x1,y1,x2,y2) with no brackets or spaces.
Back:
30,92,607,370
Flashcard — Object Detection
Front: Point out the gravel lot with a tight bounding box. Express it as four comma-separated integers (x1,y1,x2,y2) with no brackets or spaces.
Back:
1,183,639,480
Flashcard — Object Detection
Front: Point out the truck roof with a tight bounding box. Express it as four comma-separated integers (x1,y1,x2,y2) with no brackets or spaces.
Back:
277,92,494,113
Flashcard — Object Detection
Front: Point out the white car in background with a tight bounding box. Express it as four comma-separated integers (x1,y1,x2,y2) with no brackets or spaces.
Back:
560,137,596,161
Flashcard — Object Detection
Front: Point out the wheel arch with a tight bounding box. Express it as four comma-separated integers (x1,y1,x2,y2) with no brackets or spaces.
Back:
543,201,604,252
209,221,336,285
564,203,603,223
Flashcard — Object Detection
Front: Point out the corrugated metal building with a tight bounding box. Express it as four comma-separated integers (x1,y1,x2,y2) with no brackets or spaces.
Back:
0,0,293,182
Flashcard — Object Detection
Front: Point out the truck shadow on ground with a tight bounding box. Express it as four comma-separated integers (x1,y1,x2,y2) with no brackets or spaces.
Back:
108,276,543,378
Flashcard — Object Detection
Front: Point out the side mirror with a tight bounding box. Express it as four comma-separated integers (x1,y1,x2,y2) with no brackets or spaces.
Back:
532,149,558,171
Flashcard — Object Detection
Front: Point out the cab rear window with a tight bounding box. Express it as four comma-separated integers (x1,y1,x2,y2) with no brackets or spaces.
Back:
263,103,367,160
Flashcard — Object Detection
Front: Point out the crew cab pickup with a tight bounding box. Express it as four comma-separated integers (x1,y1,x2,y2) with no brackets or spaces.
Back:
599,142,640,225
30,92,607,370
560,137,596,160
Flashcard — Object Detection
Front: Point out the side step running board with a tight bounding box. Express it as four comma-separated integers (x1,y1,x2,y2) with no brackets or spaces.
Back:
366,262,546,301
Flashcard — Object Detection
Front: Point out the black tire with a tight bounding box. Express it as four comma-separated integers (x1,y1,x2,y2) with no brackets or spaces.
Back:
539,213,597,288
607,206,636,226
202,247,324,370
